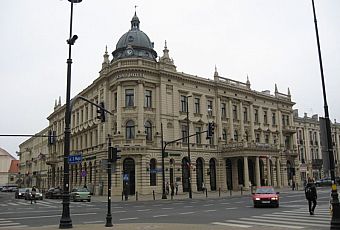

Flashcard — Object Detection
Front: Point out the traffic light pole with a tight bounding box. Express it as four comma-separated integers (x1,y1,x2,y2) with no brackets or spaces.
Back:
105,135,113,227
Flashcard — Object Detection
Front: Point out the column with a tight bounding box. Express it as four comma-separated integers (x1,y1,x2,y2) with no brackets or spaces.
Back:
228,100,234,141
267,157,272,186
240,101,245,139
117,84,122,133
250,104,255,142
232,159,239,190
276,157,282,188
243,156,250,190
255,157,261,186
137,81,144,132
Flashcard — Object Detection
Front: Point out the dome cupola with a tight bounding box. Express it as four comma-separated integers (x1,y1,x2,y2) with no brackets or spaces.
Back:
112,12,157,61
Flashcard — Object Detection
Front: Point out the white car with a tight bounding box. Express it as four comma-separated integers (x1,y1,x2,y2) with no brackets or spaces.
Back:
24,188,43,200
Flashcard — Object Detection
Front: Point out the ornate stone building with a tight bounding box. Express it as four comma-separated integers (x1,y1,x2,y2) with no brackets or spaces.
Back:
20,13,298,196
294,110,340,182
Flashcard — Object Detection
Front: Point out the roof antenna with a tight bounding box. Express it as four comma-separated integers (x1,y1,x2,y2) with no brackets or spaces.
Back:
134,5,138,15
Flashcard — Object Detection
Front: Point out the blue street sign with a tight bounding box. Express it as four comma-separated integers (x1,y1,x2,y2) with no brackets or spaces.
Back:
81,170,87,177
123,174,129,181
68,154,82,164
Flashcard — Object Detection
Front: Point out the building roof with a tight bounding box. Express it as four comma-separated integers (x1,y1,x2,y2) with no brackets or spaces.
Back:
8,160,19,173
0,147,15,159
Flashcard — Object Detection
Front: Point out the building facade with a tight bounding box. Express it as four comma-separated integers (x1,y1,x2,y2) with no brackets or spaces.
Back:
0,148,17,186
294,110,340,183
18,128,49,191
35,13,298,196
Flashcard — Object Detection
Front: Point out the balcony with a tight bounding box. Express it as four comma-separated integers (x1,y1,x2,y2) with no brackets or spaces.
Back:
221,142,279,157
283,149,298,157
46,157,58,165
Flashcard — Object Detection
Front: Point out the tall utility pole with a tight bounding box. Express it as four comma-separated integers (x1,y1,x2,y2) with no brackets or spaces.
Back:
59,0,82,229
311,1,340,228
161,123,167,199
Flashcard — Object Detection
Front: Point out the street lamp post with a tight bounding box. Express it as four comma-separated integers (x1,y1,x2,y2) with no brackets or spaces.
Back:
186,96,192,199
311,1,340,228
59,0,82,229
161,123,167,199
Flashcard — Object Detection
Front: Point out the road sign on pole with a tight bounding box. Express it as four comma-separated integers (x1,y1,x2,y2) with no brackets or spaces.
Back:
68,154,82,165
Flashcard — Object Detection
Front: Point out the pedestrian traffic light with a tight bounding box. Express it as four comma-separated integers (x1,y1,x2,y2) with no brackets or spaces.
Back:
109,147,121,163
97,102,106,122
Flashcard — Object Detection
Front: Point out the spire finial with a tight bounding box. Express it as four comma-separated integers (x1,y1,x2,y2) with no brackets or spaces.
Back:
135,5,138,14
105,45,108,54
165,40,167,49
275,83,278,93
288,87,291,96
214,65,218,77
58,96,61,105
131,7,140,30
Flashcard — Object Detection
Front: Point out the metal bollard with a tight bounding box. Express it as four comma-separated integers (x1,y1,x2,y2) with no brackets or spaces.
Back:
153,190,155,200
219,188,221,197
136,191,138,201
121,191,123,201
205,188,208,198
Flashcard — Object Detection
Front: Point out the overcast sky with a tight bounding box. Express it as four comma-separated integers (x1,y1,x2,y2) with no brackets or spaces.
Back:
1,0,339,159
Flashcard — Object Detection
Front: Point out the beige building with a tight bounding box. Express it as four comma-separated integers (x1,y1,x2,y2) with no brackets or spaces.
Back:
18,128,49,190
294,110,340,183
38,13,298,196
0,148,17,186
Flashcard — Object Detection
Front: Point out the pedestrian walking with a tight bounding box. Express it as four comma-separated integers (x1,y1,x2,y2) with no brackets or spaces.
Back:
305,177,317,215
292,180,296,191
175,182,178,195
202,182,206,194
170,183,174,200
166,182,170,195
31,186,37,204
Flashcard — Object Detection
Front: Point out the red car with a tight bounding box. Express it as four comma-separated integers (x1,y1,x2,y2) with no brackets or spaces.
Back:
252,186,280,208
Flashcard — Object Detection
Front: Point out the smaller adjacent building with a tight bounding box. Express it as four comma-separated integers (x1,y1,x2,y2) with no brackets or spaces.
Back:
0,147,18,186
294,110,340,183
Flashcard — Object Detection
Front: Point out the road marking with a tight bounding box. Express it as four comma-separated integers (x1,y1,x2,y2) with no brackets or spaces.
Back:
16,202,30,206
136,209,151,212
239,217,330,228
112,206,123,209
203,204,213,207
225,207,237,210
227,220,303,229
153,214,169,218
152,204,163,207
266,213,330,220
133,205,145,208
252,215,329,224
0,221,11,224
184,205,193,208
83,221,105,224
179,212,195,215
0,223,19,226
220,202,230,205
112,210,127,213
203,210,216,212
6,213,97,220
7,203,19,206
161,207,174,210
212,222,251,228
0,225,28,229
119,217,138,221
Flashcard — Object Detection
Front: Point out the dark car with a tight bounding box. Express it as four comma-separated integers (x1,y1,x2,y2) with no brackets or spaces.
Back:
45,187,63,199
15,188,28,199
252,186,280,208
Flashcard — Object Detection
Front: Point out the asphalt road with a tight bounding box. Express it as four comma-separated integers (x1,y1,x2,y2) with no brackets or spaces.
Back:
0,187,333,229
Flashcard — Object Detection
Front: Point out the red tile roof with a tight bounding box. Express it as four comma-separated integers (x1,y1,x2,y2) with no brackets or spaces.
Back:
8,160,19,173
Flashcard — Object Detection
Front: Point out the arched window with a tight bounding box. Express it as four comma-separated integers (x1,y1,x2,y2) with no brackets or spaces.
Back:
150,158,157,186
145,121,152,141
222,129,227,141
126,120,135,139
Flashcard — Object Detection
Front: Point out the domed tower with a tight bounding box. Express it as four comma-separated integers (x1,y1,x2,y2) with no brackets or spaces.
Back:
112,12,157,61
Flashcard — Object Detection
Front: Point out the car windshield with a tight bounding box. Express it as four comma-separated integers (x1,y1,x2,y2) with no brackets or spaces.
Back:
27,188,40,193
255,187,275,194
75,188,89,192
19,188,27,192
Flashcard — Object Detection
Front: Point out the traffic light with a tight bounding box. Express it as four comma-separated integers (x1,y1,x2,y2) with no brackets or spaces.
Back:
97,102,106,122
207,122,215,139
109,147,121,163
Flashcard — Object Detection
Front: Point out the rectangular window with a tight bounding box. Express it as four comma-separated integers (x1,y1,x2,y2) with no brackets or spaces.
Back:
195,127,201,144
207,100,213,116
181,96,187,112
114,92,117,110
182,125,188,143
125,89,134,107
194,98,200,114
263,110,268,124
243,107,248,122
85,107,88,121
265,134,269,144
145,90,152,108
256,133,260,143
254,109,259,123
233,105,237,120
272,112,276,125
221,103,226,118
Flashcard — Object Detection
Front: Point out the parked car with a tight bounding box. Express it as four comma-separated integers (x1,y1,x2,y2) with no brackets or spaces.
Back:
24,188,43,200
315,177,332,187
70,187,91,202
45,187,63,199
15,188,28,199
252,186,280,208
1,185,18,192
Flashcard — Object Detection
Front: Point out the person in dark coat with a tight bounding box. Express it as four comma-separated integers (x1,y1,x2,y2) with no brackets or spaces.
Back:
305,177,317,215
31,186,37,204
